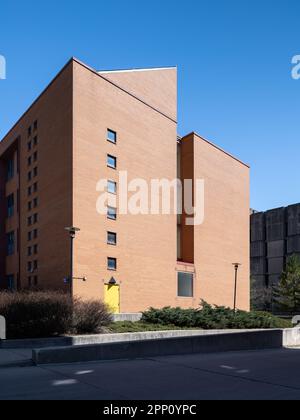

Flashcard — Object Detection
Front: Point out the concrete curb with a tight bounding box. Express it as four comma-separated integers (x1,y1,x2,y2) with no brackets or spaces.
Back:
32,330,284,365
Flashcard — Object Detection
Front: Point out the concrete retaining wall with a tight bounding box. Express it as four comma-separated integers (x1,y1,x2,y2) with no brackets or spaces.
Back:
112,313,143,322
33,330,284,365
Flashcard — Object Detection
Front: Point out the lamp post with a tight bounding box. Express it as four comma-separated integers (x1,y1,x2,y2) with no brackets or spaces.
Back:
232,263,241,311
65,227,80,297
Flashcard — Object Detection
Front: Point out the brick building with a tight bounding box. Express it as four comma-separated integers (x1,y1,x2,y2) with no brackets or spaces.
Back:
0,58,250,313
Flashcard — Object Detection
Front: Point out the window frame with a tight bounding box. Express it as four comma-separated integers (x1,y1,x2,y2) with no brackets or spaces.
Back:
107,129,117,144
107,206,117,221
107,257,117,271
107,231,117,246
107,154,117,169
177,272,194,298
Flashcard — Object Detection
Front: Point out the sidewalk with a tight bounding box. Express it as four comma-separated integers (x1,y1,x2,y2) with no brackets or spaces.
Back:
0,348,33,368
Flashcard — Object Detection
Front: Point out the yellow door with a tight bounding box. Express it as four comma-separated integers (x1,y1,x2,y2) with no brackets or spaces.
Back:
104,285,120,314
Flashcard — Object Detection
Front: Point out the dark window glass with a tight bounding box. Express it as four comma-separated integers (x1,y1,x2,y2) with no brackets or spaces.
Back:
107,154,117,169
108,180,117,194
107,232,117,245
7,232,15,256
7,194,14,218
178,272,194,298
7,158,14,181
6,275,14,291
107,129,117,144
107,257,117,271
107,206,117,220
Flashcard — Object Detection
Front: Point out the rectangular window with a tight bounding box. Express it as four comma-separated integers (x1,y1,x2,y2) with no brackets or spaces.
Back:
28,142,32,152
33,167,38,177
107,257,117,271
28,216,32,226
28,201,32,211
33,213,38,224
28,186,32,196
107,206,117,220
7,232,15,256
33,120,38,131
33,151,38,162
178,272,194,298
28,156,32,166
33,260,38,270
108,180,117,194
28,231,32,241
33,198,38,208
7,194,14,218
28,261,32,273
34,244,38,255
6,275,14,291
107,129,117,144
107,232,117,245
33,136,38,146
28,126,32,138
28,171,32,181
34,276,38,286
7,158,14,181
28,246,32,257
33,229,38,239
107,154,117,169
33,182,38,193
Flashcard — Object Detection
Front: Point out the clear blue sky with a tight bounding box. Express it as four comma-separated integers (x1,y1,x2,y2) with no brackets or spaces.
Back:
0,0,299,211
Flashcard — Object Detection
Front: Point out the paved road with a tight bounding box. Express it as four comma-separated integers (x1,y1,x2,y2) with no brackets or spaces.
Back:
1,348,300,400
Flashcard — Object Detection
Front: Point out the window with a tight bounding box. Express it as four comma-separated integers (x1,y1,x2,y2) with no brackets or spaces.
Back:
33,136,38,146
107,257,117,271
7,232,15,256
28,201,32,211
33,244,38,255
27,156,32,166
28,276,32,287
7,194,14,218
28,142,32,152
33,260,38,270
7,158,14,181
28,126,32,138
33,151,38,162
33,229,38,239
107,129,117,144
33,182,38,193
28,231,32,241
33,167,38,177
6,275,14,291
107,154,117,169
107,206,117,220
28,261,32,273
33,213,38,224
33,120,38,131
107,232,117,245
28,171,32,181
33,198,38,208
34,276,38,286
28,186,32,196
28,247,32,257
108,180,117,194
178,272,194,298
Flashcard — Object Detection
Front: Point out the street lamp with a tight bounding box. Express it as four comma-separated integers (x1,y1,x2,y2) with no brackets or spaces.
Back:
65,226,80,297
232,263,241,311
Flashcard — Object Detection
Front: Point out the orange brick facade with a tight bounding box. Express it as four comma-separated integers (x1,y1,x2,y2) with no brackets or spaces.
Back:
0,58,250,312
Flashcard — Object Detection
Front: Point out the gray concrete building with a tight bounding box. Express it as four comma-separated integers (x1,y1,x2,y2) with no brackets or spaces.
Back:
251,203,300,293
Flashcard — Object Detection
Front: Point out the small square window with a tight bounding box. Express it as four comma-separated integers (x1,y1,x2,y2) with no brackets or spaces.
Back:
107,257,117,271
178,272,194,298
108,180,117,194
107,129,117,144
107,232,117,245
107,154,117,169
107,206,117,220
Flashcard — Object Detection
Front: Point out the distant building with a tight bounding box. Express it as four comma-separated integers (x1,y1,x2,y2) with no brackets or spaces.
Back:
250,204,300,291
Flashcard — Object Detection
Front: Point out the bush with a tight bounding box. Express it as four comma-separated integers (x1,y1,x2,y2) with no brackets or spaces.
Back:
73,299,112,335
142,301,291,330
0,291,113,339
0,291,73,339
